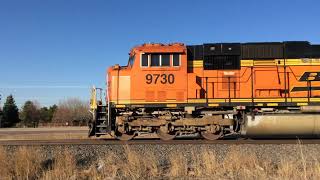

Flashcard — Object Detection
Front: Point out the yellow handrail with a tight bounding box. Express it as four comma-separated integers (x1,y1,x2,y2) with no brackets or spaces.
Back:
90,86,97,110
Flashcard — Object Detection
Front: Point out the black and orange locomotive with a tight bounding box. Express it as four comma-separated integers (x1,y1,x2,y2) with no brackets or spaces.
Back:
89,41,320,140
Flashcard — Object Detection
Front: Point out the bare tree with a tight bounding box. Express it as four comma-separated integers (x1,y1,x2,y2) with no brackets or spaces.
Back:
52,98,90,126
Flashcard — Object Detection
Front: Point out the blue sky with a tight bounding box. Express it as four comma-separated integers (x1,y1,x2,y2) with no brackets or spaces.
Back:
0,0,320,107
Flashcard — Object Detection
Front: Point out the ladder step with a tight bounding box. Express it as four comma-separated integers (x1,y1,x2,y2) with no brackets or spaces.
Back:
96,125,108,128
96,133,108,135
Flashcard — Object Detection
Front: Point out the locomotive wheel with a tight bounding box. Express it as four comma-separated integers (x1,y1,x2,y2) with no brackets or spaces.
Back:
201,131,223,140
157,126,176,141
157,130,176,141
115,132,135,141
115,123,135,141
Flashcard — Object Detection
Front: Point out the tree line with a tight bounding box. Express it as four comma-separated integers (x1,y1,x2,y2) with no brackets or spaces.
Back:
0,95,91,128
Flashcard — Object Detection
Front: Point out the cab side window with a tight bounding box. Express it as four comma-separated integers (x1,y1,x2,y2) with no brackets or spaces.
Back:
151,54,160,66
161,54,170,66
173,54,180,66
141,54,149,67
141,53,181,67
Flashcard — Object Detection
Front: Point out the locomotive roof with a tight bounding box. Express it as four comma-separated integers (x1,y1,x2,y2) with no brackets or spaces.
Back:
130,43,185,54
187,41,320,60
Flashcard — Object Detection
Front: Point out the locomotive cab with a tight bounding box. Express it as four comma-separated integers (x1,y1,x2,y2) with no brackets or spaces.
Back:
108,43,188,106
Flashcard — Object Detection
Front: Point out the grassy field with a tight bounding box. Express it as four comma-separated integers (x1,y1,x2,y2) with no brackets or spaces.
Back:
0,144,319,180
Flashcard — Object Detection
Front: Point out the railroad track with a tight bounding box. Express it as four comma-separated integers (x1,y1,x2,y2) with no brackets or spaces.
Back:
1,138,320,145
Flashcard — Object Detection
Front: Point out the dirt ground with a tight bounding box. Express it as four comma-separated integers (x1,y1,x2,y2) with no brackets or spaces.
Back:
0,127,90,140
0,127,159,141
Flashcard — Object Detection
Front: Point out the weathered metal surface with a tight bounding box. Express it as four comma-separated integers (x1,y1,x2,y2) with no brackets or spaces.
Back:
124,116,234,127
200,110,236,115
173,117,234,126
301,106,320,113
128,119,167,127
242,114,320,137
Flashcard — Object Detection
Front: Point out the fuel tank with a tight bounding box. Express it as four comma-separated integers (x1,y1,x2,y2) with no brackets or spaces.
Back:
241,114,320,138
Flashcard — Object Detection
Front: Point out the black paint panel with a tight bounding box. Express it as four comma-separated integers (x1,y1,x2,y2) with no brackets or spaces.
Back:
187,41,320,61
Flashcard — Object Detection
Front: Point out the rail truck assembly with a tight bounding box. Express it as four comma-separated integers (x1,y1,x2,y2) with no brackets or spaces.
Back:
89,41,320,140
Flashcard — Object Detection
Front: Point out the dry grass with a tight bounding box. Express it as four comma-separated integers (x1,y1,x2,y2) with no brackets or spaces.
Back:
0,146,43,180
41,150,77,180
1,145,320,179
84,146,160,179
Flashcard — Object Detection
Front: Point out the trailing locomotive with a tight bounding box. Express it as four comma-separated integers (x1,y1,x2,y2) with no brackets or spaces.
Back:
89,41,320,140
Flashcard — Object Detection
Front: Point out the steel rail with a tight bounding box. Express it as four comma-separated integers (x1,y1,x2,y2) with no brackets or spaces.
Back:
1,139,320,146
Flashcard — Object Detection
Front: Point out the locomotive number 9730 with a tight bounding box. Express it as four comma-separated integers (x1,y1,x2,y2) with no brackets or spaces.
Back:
145,74,175,84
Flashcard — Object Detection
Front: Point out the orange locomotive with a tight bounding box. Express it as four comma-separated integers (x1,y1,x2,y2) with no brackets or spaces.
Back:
89,41,320,140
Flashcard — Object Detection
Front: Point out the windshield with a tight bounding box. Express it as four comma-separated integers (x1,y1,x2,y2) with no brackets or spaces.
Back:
128,55,135,67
